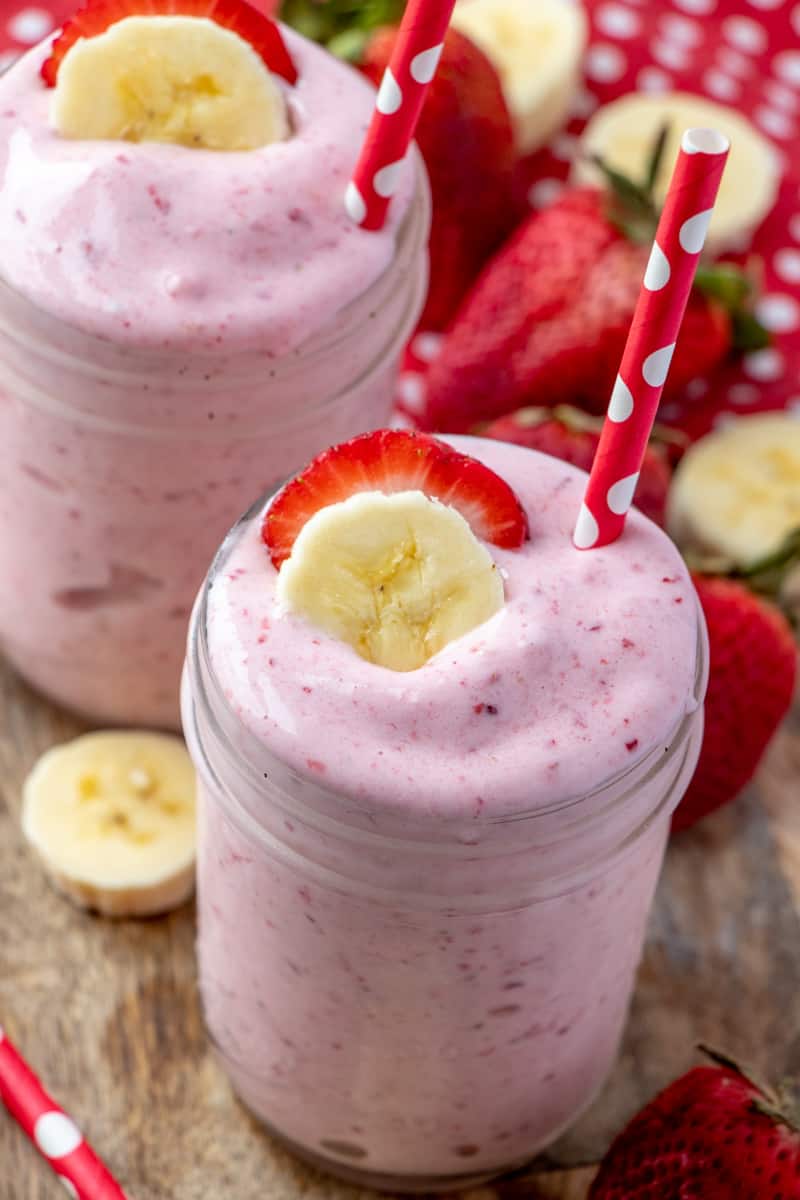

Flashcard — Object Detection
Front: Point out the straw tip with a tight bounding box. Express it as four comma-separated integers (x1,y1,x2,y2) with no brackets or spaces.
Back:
681,128,730,157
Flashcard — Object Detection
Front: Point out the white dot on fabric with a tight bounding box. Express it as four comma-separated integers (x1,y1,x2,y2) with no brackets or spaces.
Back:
713,412,738,431
679,208,714,252
637,66,673,93
585,43,628,83
673,0,717,12
722,15,769,53
704,69,741,101
410,44,443,84
607,473,640,516
58,1180,78,1200
743,347,785,380
644,242,671,290
574,504,600,550
7,8,53,43
528,178,564,210
550,133,579,161
608,376,635,422
396,373,426,413
373,160,404,199
595,4,641,37
570,87,599,118
774,246,800,282
658,402,681,420
344,182,367,225
651,40,691,71
412,333,443,363
755,293,800,332
755,106,795,138
764,80,800,110
642,344,676,387
660,13,703,44
34,1113,82,1159
685,377,710,398
728,383,760,406
773,50,800,85
376,69,402,115
716,47,752,76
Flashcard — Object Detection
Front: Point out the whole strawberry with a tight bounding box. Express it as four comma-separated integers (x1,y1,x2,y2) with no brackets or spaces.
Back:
281,2,517,330
589,1051,800,1198
483,405,672,526
673,574,796,832
420,185,738,432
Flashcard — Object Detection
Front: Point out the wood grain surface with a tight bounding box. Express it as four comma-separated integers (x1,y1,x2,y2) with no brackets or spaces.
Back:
1,660,798,1200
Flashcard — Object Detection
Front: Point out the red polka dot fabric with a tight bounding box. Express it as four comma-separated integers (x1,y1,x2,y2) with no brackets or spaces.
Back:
1,0,798,441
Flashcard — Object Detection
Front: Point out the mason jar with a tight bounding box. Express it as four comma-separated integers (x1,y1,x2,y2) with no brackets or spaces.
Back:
182,502,708,1193
0,165,429,728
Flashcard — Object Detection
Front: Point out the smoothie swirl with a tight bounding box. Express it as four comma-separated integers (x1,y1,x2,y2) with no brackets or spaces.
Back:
207,437,699,819
0,27,414,351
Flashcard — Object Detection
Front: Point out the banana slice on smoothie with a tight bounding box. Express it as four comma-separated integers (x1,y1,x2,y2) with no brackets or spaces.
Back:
277,490,505,672
451,0,587,153
51,16,290,150
22,731,197,918
574,93,779,252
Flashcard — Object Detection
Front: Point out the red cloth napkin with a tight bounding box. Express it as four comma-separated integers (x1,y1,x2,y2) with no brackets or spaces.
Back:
1,0,798,440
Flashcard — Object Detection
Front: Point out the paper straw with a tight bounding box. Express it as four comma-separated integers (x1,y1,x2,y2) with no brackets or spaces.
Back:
0,1025,129,1199
346,0,457,231
574,128,730,550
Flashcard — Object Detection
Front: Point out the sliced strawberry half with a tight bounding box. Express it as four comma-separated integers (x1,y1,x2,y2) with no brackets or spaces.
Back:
263,429,530,569
41,0,297,88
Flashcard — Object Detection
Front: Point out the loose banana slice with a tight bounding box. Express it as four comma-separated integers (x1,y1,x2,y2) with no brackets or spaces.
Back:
277,490,505,672
668,414,800,621
452,0,587,154
574,93,779,252
22,731,197,918
51,16,289,150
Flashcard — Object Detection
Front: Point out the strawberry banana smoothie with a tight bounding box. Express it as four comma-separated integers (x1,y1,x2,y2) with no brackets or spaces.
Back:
0,16,427,726
183,434,707,1189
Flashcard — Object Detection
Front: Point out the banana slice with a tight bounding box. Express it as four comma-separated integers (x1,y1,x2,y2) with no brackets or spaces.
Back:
22,731,197,918
574,93,779,252
668,414,800,620
51,16,289,150
452,0,587,154
277,490,505,672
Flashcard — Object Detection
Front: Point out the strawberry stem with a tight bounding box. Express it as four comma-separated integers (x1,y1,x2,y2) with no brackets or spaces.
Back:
699,1044,800,1132
279,0,406,58
694,262,771,352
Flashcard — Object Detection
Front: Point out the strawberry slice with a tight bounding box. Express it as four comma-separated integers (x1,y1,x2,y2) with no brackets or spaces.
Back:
263,430,530,569
41,0,297,88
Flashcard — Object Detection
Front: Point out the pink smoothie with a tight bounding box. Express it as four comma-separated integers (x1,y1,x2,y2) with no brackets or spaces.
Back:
189,438,705,1183
0,28,424,725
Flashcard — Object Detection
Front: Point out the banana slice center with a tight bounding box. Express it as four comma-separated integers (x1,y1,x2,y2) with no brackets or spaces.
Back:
276,490,506,673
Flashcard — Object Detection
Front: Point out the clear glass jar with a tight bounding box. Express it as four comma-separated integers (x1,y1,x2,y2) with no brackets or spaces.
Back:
0,165,429,728
182,508,708,1193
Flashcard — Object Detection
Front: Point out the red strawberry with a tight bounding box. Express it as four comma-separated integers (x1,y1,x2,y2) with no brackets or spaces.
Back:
672,575,796,832
42,0,296,87
420,187,734,433
262,429,529,569
589,1050,800,1198
361,27,517,331
483,405,673,527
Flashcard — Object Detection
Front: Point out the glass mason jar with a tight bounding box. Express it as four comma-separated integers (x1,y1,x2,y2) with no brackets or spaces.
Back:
182,514,708,1194
0,163,429,729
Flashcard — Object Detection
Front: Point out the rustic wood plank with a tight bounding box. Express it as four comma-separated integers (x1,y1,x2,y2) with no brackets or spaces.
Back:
1,660,797,1200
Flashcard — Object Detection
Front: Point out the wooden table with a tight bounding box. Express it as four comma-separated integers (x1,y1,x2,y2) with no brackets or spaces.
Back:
1,660,798,1200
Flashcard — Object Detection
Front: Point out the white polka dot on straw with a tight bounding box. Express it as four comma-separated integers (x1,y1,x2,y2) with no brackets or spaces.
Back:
679,208,714,252
376,68,402,114
573,504,600,550
608,376,634,422
34,1113,83,1159
410,44,444,83
373,159,405,198
344,182,367,224
644,242,671,290
642,344,676,386
607,473,640,516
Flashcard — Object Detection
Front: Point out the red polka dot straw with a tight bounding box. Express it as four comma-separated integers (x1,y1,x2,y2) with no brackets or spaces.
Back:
0,1025,130,1199
574,128,730,551
346,0,458,231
